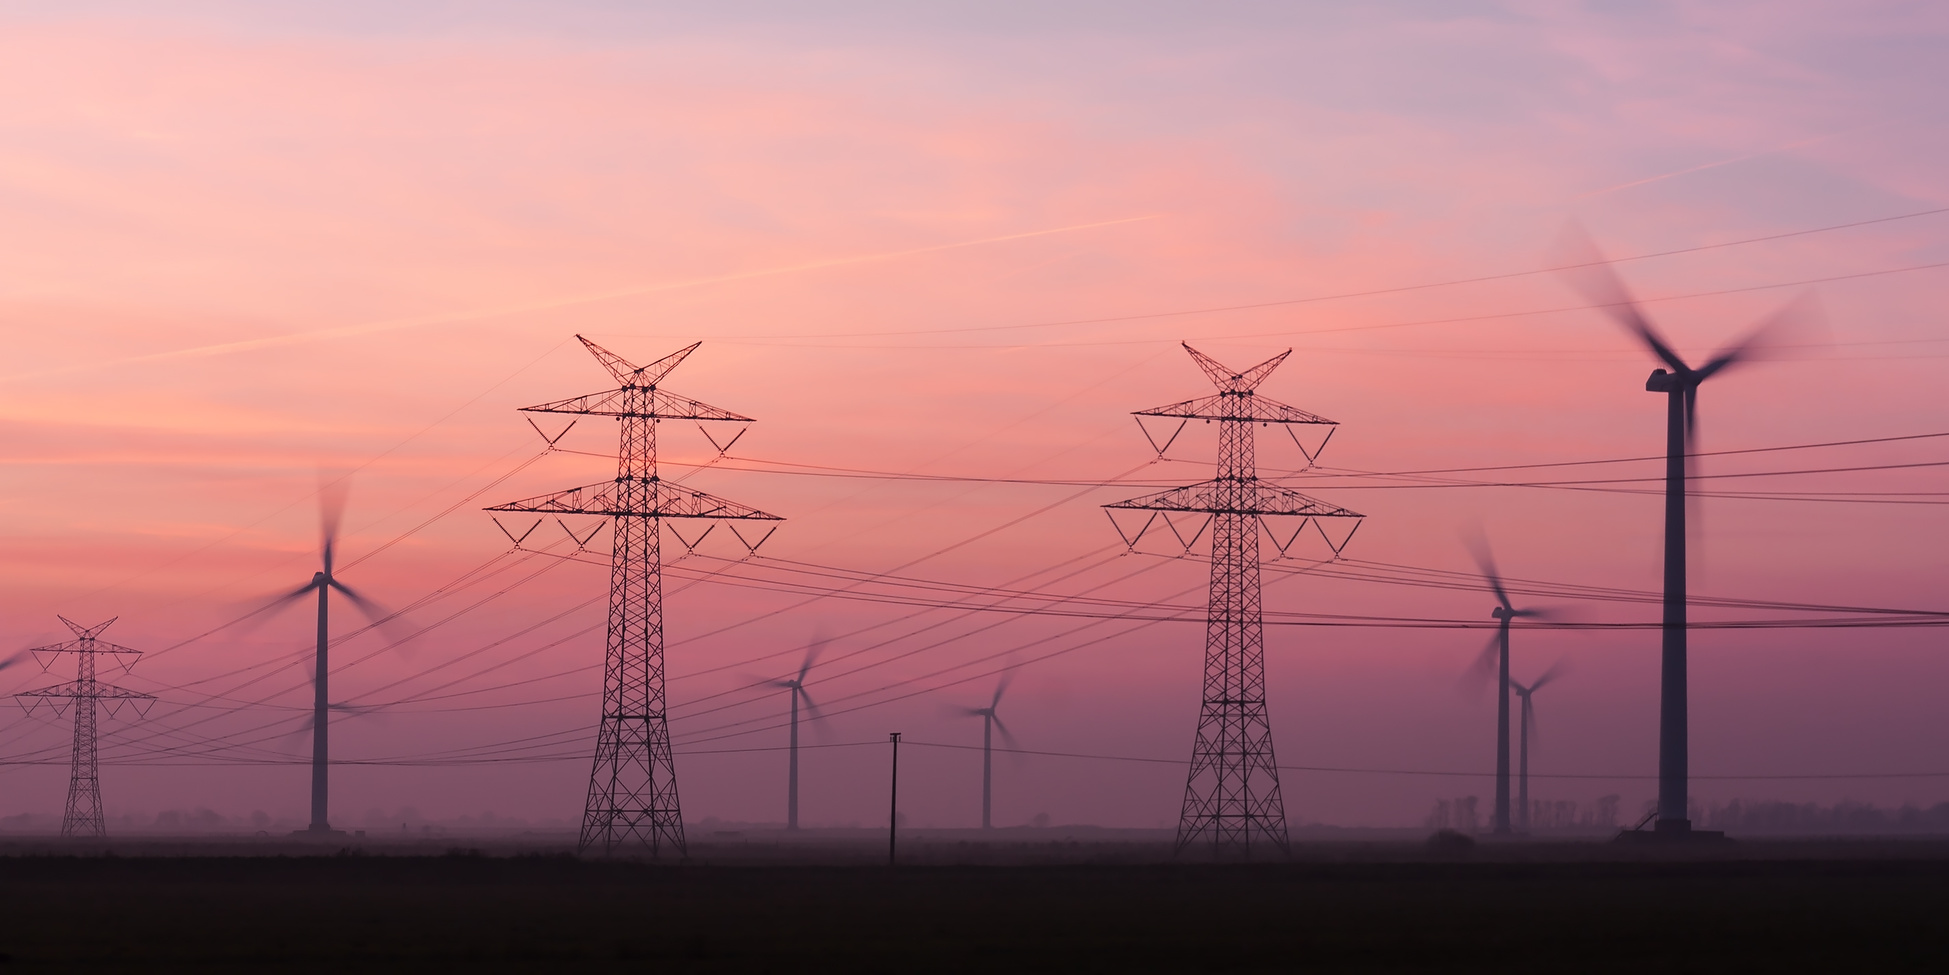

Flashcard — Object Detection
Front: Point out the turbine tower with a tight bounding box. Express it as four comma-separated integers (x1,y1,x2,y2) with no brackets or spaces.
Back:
1107,343,1363,857
768,640,823,831
956,675,1017,830
489,337,782,856
1509,660,1566,833
14,617,154,838
261,490,388,835
1561,238,1807,836
1464,541,1552,836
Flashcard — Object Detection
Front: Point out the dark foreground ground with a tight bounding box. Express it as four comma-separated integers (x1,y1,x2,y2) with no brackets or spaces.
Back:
0,836,1946,972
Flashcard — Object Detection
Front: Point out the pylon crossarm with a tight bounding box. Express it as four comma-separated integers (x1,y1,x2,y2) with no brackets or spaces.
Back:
520,387,755,422
25,638,141,657
1135,392,1336,426
486,480,782,521
1106,480,1364,518
16,682,153,701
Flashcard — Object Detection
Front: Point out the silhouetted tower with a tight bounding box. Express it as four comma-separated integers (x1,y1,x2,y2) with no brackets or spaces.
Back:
1107,344,1362,856
264,489,386,835
15,617,154,838
488,337,781,856
957,676,1016,829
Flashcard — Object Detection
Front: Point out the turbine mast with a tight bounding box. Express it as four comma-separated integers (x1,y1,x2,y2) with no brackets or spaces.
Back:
1653,371,1691,832
1493,610,1511,835
312,572,330,832
981,711,993,830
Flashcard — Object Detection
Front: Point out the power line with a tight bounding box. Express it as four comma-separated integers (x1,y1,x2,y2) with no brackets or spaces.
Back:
695,205,1949,340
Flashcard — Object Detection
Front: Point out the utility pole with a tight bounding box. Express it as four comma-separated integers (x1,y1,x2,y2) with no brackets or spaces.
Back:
1106,344,1362,857
888,732,901,867
15,617,154,838
489,337,781,857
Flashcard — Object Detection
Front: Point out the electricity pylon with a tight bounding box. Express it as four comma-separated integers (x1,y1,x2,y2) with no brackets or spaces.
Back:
1106,344,1362,857
14,617,155,838
488,337,781,857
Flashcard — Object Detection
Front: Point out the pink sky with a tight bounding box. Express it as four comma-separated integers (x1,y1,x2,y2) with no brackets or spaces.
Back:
2,2,1948,831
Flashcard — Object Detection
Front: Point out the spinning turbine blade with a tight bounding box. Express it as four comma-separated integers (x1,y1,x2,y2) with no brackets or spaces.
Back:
991,671,1014,711
1554,224,1690,372
798,635,827,684
797,685,824,724
1461,632,1501,695
0,649,29,673
328,580,416,650
329,580,387,624
318,475,351,577
1465,534,1513,612
1694,292,1823,382
991,712,1021,753
1529,658,1570,691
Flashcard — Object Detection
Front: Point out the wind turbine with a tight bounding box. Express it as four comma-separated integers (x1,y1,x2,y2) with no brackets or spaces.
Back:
1509,660,1567,833
1465,540,1551,836
958,674,1017,830
767,639,824,831
1560,230,1813,836
260,486,391,835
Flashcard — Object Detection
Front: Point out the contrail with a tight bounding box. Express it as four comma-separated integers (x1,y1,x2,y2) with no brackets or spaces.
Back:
1573,118,1898,200
1,214,1159,384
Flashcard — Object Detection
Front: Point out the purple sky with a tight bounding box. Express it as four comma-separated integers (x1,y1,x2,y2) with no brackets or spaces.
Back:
1,1,1947,830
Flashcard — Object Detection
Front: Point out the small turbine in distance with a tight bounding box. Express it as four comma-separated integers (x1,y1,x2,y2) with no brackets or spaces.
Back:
1463,537,1554,837
768,637,825,831
958,674,1018,830
1510,660,1568,833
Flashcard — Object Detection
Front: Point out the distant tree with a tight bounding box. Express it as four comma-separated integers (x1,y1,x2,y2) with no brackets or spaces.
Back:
1591,795,1620,829
1425,799,1453,831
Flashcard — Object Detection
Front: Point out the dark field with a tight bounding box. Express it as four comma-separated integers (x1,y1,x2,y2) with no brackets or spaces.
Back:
1,837,1946,972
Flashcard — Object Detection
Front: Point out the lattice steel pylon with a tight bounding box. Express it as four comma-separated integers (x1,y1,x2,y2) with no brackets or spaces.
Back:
1106,344,1363,857
487,337,781,857
14,617,155,839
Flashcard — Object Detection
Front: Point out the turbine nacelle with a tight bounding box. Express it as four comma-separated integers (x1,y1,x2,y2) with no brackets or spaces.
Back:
1644,368,1690,393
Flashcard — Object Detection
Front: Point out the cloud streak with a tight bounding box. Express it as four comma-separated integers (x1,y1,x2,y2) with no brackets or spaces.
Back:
0,214,1159,385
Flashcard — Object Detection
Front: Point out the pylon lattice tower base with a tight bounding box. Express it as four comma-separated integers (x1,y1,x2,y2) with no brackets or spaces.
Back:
1107,344,1362,857
14,617,155,839
489,337,779,856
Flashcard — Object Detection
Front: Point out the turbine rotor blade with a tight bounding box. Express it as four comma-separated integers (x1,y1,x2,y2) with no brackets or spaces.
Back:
992,671,1014,711
1530,658,1571,691
0,649,29,673
329,580,387,622
318,475,350,577
798,636,826,685
1684,384,1699,447
241,580,326,632
1694,292,1823,383
1523,695,1539,747
991,713,1020,753
1463,534,1513,612
1553,223,1690,373
328,580,416,648
1460,632,1501,697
